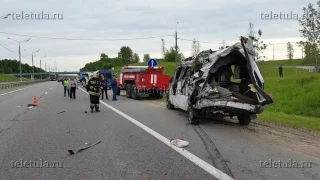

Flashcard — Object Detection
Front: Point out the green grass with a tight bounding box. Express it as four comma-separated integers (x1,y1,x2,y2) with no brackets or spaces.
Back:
0,74,20,82
257,59,320,131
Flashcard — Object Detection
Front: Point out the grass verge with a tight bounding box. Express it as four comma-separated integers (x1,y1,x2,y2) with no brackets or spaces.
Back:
0,74,20,82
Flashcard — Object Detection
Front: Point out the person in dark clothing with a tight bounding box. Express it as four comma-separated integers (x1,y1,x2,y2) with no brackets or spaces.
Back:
278,65,283,78
100,74,108,100
111,75,118,101
88,73,103,112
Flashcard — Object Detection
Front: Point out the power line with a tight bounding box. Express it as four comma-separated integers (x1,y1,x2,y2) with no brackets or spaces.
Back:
178,38,224,44
178,37,303,45
0,42,16,53
0,31,174,41
0,40,17,51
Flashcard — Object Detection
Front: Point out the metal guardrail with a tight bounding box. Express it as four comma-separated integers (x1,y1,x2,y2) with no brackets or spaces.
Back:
0,80,48,91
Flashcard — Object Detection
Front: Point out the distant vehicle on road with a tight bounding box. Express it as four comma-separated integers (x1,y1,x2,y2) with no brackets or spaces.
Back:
49,74,56,81
166,36,274,125
80,73,89,86
117,66,170,100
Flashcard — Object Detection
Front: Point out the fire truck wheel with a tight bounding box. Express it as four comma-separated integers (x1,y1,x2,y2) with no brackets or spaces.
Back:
116,87,121,95
156,94,163,99
126,84,132,98
188,106,199,125
131,84,140,100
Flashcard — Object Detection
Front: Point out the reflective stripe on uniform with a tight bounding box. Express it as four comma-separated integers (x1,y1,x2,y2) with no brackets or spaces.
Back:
88,91,100,96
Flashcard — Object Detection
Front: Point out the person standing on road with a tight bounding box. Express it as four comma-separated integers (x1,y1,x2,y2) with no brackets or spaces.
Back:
88,73,103,112
111,74,118,101
62,78,69,97
68,76,77,99
278,65,283,78
100,74,108,100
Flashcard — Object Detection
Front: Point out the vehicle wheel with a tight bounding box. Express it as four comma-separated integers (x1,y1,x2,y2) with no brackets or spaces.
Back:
166,98,174,109
116,87,121,95
131,84,140,100
126,84,132,98
188,107,199,125
237,115,251,125
156,93,163,99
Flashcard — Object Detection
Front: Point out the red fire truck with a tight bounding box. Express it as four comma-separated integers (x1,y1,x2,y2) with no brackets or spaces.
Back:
116,66,170,100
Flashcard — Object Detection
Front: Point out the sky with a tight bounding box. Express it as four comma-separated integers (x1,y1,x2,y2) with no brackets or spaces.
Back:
0,0,314,71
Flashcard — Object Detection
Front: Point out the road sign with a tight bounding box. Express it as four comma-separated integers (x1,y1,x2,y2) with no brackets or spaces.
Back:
148,59,157,67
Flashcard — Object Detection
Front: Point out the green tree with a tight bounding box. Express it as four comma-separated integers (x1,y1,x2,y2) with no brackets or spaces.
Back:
297,1,320,70
164,47,184,62
286,42,294,60
248,21,268,61
133,53,140,63
143,54,150,62
118,46,133,64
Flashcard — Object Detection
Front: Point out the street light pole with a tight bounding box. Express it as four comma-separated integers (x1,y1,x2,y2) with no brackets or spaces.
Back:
175,22,179,67
18,42,22,81
40,55,46,80
7,37,30,81
25,49,40,80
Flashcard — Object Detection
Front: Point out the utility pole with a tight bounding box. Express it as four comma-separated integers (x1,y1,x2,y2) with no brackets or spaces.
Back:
18,43,22,81
32,53,33,80
40,59,42,79
302,47,304,59
273,44,275,60
25,48,40,80
7,37,30,81
40,55,46,80
175,22,179,67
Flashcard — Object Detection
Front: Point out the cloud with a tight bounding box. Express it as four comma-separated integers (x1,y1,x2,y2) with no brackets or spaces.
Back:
0,0,310,71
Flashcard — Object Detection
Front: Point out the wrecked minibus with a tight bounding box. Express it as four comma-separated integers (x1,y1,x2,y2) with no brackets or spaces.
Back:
166,36,273,125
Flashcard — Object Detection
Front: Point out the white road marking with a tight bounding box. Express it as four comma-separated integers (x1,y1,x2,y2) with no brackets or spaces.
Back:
0,84,37,96
45,92,48,94
79,88,234,180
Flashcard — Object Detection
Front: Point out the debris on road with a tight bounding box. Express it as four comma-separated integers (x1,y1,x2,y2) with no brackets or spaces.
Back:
170,139,189,148
68,140,102,155
57,111,65,114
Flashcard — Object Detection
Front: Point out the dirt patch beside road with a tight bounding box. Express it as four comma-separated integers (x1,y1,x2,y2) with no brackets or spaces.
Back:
147,100,320,159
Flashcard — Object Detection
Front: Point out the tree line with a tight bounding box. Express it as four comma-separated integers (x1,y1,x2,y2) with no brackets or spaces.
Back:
0,59,44,74
80,42,186,71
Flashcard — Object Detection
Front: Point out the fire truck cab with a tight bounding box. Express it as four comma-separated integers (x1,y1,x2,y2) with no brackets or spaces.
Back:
117,66,170,100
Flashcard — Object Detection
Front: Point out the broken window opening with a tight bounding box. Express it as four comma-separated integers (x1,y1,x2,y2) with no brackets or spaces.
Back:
172,67,182,94
206,51,259,104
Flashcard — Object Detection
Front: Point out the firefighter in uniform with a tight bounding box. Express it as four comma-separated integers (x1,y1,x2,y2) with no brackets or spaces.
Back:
87,73,103,112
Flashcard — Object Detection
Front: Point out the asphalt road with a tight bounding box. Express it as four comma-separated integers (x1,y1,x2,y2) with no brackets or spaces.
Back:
0,81,319,180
